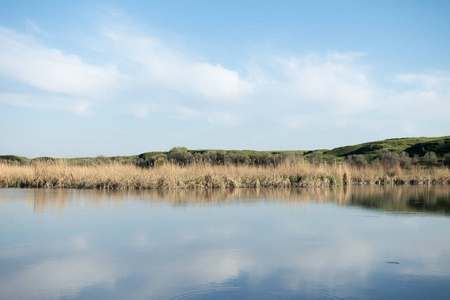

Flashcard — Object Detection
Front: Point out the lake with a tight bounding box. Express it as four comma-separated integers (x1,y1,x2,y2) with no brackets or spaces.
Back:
0,186,450,299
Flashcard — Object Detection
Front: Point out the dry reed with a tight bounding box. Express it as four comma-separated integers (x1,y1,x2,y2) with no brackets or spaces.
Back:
0,160,449,189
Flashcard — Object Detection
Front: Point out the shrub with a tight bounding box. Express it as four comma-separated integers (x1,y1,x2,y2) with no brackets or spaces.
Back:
152,154,168,167
376,149,400,168
326,155,337,165
399,152,412,169
167,147,192,165
308,152,323,166
424,151,438,168
249,152,271,166
227,153,250,165
347,155,368,168
205,150,225,165
95,155,107,164
444,154,450,168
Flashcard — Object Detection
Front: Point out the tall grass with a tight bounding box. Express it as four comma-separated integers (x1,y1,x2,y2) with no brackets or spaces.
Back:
0,159,449,189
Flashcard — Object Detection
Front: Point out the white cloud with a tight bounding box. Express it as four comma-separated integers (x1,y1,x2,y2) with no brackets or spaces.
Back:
268,53,375,115
0,93,92,115
395,73,450,90
206,112,241,126
382,72,450,122
0,15,448,137
0,256,118,300
0,27,123,99
279,115,309,129
102,28,254,102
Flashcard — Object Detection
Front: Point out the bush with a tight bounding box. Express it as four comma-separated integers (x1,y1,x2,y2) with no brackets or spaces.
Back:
248,152,270,166
227,153,250,165
347,155,368,168
95,155,107,164
424,151,438,168
399,152,412,169
152,154,168,167
205,150,225,165
376,149,400,168
167,147,192,165
308,152,323,166
326,155,337,165
444,154,450,168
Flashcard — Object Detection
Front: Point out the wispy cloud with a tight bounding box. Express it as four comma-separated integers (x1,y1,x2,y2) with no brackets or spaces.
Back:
0,27,123,98
0,26,124,114
388,72,450,118
0,92,93,115
101,27,254,102
254,52,375,115
25,20,48,36
0,14,449,137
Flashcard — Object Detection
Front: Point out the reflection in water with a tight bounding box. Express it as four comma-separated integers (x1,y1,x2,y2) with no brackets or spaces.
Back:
0,186,448,214
0,187,449,299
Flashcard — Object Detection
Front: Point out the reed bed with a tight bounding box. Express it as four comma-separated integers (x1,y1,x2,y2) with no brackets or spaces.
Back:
0,160,449,189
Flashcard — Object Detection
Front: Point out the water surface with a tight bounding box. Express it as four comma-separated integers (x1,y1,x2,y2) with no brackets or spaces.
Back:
0,186,450,299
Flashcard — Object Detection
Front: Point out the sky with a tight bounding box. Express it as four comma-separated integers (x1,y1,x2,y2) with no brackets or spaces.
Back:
0,0,449,158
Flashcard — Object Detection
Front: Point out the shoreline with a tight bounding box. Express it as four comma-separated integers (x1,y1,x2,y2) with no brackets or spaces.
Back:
1,162,449,189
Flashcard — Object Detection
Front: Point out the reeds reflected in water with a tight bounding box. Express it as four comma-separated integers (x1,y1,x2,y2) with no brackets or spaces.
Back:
1,186,448,215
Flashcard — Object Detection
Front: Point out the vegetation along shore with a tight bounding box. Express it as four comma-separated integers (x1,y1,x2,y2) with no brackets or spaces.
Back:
1,136,449,189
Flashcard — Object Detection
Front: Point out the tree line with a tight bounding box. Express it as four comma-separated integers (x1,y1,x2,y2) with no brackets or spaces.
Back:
135,147,450,169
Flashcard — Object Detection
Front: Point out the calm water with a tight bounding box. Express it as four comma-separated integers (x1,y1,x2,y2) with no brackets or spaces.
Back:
1,186,450,299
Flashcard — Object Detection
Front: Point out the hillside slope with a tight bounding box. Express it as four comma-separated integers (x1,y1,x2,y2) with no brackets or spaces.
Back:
325,136,450,157
1,136,449,163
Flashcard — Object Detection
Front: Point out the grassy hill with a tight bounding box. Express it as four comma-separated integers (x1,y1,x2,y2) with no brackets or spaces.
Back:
325,136,450,158
1,136,449,165
404,138,450,157
0,155,29,163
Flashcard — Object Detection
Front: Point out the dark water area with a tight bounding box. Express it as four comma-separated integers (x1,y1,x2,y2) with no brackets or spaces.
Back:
1,186,450,299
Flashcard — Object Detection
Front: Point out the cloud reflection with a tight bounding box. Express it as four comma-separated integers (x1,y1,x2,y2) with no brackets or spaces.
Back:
0,187,450,299
0,255,119,300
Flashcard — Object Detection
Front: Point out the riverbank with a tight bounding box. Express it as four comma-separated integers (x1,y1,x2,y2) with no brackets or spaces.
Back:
1,161,449,189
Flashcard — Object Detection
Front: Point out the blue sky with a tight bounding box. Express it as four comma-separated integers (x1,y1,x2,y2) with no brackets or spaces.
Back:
0,0,449,158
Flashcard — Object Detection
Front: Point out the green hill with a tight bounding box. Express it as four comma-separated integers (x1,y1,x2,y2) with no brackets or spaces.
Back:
325,136,450,158
404,138,450,157
1,136,449,164
0,155,29,163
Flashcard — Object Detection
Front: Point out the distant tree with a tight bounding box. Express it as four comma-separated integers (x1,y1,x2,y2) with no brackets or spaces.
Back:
423,151,438,168
167,147,192,165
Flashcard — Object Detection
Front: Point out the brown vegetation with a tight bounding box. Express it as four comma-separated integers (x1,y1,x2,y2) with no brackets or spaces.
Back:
0,159,449,189
8,185,448,214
